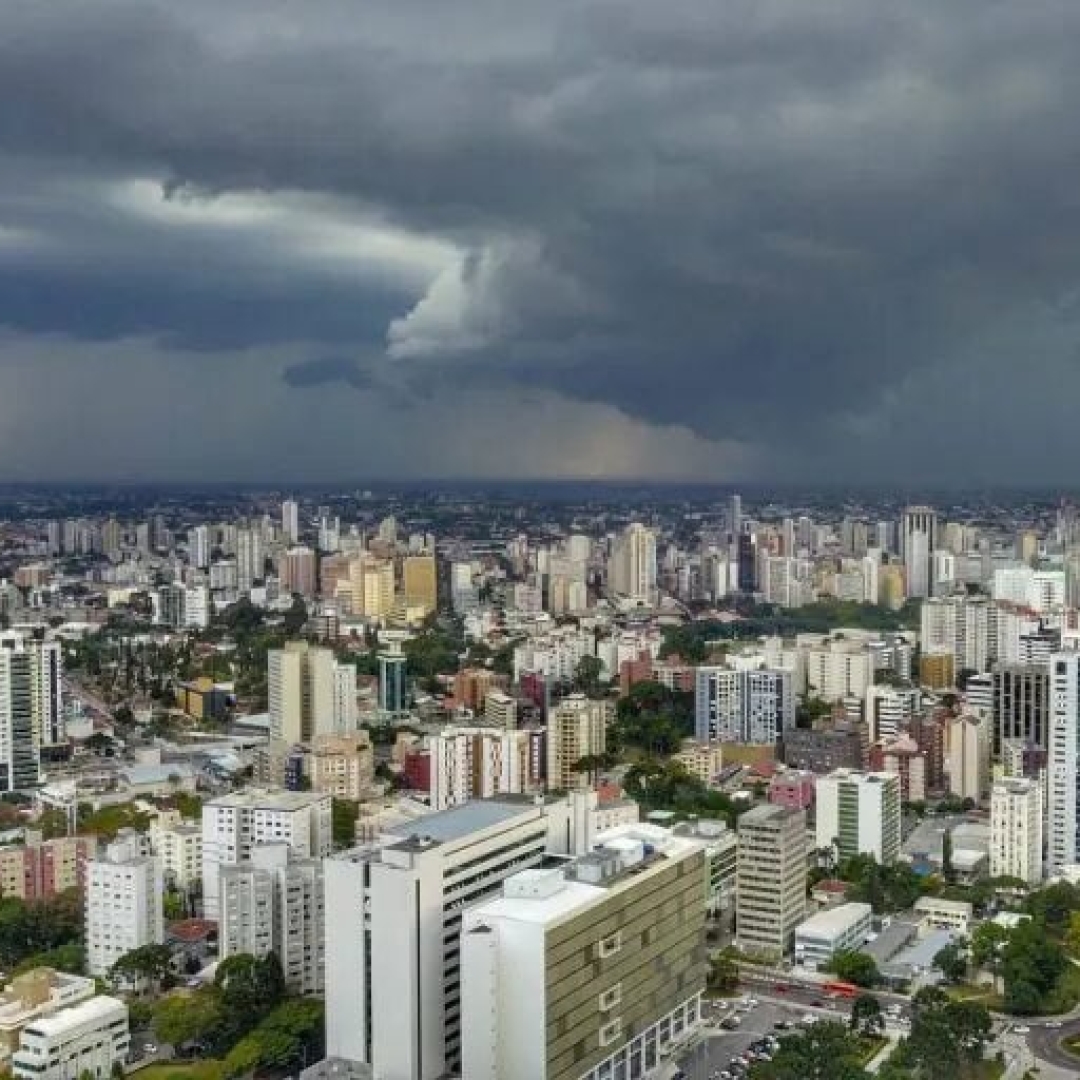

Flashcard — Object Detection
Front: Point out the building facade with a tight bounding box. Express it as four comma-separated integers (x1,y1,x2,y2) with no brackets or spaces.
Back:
815,770,902,865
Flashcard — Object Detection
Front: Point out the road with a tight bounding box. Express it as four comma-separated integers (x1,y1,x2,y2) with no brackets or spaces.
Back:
1021,1017,1080,1073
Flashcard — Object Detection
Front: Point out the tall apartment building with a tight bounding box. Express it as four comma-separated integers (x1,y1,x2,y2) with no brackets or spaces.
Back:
900,506,938,599
282,498,300,545
607,523,657,605
0,638,39,792
815,770,902,865
402,555,437,617
12,996,129,1080
148,821,202,889
803,640,875,702
547,695,614,791
993,663,1049,755
990,778,1043,885
920,595,991,674
325,797,581,1080
311,733,376,801
460,834,708,1080
0,836,96,900
864,684,920,742
1048,651,1080,872
783,722,867,773
280,545,318,598
946,714,991,803
201,790,332,920
268,641,357,744
694,666,794,744
219,844,324,996
427,727,545,810
735,804,807,959
85,841,164,978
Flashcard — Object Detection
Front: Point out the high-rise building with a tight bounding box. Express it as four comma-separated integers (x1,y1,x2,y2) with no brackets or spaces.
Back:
815,770,902,865
85,839,164,978
219,844,324,996
311,733,376,802
946,714,990,803
5,630,64,749
148,822,202,890
402,555,437,617
901,506,938,599
0,640,39,793
188,525,211,570
460,834,708,1080
1048,651,1080,872
268,642,357,744
547,694,614,790
280,545,318,598
282,499,300,545
0,835,96,900
990,778,1043,885
236,527,265,592
378,639,408,714
427,727,546,809
993,663,1049,755
201,790,332,920
735,804,807,959
607,523,657,605
694,666,794,744
325,797,581,1080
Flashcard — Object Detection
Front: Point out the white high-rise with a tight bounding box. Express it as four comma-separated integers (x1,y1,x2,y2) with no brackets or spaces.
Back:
236,527,265,592
694,666,794,744
901,506,938,599
1048,651,1080,872
325,798,580,1080
201,789,332,920
815,770,902,865
0,638,39,792
282,499,300,544
608,523,657,605
219,844,324,995
990,778,1043,885
85,839,164,978
427,727,545,810
189,525,211,570
268,641,357,744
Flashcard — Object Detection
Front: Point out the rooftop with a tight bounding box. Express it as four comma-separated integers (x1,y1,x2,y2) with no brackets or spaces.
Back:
207,788,329,811
385,797,539,846
21,994,125,1036
795,902,873,937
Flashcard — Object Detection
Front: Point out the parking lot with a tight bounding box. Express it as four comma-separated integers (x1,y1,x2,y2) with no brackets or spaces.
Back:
674,998,815,1080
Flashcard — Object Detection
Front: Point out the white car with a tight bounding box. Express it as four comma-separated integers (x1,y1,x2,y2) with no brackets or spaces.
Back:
1013,1026,1030,1035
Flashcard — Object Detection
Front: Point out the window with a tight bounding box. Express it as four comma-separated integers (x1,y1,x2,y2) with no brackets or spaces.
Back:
598,931,622,959
599,1019,622,1047
599,984,622,1011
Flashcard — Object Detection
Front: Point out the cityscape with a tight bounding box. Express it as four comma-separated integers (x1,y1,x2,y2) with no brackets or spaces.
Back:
5,3,1080,1080
0,485,1076,1080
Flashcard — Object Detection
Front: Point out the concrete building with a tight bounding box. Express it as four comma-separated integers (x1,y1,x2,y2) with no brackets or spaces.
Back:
0,641,39,793
783,722,866,773
793,903,873,970
871,735,926,802
671,740,724,785
694,665,794,744
735,804,807,959
85,840,163,978
268,641,357,745
0,970,96,1065
201,789,332,920
148,821,202,890
427,727,545,809
993,664,1049,755
804,640,875,702
0,836,95,901
12,996,128,1080
220,844,324,996
312,733,376,801
816,770,902,865
547,695,614,791
901,506,938,599
1048,652,1080,873
607,523,657,605
947,713,991,803
325,797,583,1080
460,833,708,1080
401,556,437,618
483,690,518,729
991,778,1043,885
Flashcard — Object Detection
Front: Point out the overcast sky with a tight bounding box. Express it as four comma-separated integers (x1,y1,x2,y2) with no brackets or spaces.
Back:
2,0,1080,483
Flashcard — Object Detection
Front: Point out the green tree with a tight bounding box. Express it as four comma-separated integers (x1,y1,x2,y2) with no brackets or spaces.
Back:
826,949,879,988
331,799,360,849
109,943,173,991
932,940,968,984
707,949,739,994
750,1020,869,1080
153,989,224,1048
215,953,286,1014
849,993,884,1037
573,656,604,697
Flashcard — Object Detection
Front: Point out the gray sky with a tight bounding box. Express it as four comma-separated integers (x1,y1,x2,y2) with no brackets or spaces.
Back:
2,0,1080,482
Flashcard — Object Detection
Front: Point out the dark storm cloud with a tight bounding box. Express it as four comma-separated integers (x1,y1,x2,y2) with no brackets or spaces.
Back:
2,0,1080,477
282,357,373,391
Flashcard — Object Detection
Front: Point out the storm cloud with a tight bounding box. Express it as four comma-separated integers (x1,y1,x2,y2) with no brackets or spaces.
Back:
2,0,1080,480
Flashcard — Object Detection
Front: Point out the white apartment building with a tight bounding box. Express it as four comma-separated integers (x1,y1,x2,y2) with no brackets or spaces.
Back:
816,770,902,865
694,665,794,744
85,842,163,979
268,641,357,745
201,789,332,919
607,522,657,605
794,903,873,970
0,970,96,1066
993,566,1066,613
220,845,324,996
920,596,991,673
427,727,545,809
804,640,875,702
1048,651,1080,873
12,996,128,1080
547,695,615,791
460,834,708,1080
735,804,807,960
149,821,202,890
947,714,991,803
0,642,39,793
864,684,920,741
325,797,582,1080
990,778,1043,885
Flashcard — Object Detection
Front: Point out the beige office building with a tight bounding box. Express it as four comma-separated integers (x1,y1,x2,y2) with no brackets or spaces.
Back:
735,803,807,960
547,695,615,791
461,832,707,1080
402,555,437,617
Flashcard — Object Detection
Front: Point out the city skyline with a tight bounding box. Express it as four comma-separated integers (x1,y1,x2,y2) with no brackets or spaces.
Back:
3,2,1080,482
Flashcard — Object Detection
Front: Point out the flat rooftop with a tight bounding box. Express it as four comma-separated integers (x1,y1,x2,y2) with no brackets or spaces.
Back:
207,789,328,811
386,798,540,845
795,902,873,937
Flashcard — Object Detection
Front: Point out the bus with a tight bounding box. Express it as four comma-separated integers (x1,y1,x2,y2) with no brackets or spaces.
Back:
822,980,859,998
